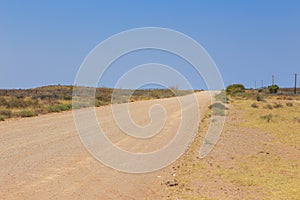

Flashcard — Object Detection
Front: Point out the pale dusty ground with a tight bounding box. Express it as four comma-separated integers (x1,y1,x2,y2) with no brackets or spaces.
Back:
0,92,212,199
161,99,300,200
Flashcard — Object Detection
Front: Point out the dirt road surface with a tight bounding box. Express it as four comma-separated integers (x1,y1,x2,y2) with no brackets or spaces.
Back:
0,92,211,199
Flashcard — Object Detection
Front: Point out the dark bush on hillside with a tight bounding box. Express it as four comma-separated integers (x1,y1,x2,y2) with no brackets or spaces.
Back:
256,94,264,102
6,97,37,108
226,84,246,95
95,100,110,107
39,95,51,100
63,95,72,100
268,85,279,94
0,97,8,106
96,95,111,102
0,109,12,118
7,98,26,108
286,102,293,107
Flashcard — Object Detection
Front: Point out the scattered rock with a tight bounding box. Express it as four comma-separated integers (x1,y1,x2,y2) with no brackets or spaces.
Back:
258,151,270,155
165,180,178,187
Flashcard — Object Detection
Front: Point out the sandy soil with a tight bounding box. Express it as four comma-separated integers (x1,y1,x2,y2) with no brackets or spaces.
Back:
0,92,212,199
161,98,300,200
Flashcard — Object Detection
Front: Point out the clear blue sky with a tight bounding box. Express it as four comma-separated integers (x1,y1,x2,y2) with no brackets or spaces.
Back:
1,0,299,89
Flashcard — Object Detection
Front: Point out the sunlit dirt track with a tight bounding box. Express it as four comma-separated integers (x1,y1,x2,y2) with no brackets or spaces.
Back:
0,92,211,199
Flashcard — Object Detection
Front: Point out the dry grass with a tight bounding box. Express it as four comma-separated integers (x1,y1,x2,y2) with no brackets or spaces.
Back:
162,94,300,199
235,97,300,146
0,85,196,121
218,96,299,199
227,97,300,199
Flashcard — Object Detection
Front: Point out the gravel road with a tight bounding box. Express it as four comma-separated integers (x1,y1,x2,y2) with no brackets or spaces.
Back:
0,91,211,199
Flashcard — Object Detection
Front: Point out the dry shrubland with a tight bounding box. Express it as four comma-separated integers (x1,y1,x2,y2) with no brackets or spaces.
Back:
0,85,197,121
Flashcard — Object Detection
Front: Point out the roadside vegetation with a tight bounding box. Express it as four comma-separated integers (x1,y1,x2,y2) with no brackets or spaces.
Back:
0,85,198,121
226,93,300,199
208,90,228,116
163,84,300,199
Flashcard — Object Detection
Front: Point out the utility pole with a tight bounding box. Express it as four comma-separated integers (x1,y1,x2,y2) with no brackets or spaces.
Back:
261,80,264,89
272,75,275,86
295,73,298,95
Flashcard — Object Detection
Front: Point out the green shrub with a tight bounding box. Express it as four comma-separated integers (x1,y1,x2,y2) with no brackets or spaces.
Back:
47,104,72,112
63,95,72,100
209,103,226,116
215,91,228,103
213,108,225,116
19,110,37,117
209,103,226,110
226,84,246,95
60,104,72,111
0,115,5,121
95,100,109,107
268,85,279,94
260,114,273,122
47,105,59,112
